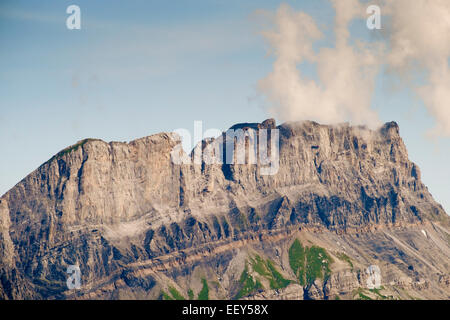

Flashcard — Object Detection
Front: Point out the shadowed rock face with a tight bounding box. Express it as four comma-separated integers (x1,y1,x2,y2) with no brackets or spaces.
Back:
0,120,448,300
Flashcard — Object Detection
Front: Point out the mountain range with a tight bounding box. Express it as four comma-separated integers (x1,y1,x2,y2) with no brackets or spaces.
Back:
0,119,449,300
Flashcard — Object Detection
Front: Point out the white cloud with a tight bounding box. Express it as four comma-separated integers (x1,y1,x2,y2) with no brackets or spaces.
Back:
383,0,450,137
257,1,383,128
257,1,450,137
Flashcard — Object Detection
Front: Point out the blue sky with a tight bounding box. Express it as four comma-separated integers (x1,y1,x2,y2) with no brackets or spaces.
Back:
0,0,448,213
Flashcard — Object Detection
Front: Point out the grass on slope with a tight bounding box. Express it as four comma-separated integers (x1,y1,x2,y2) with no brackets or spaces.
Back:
250,255,291,290
353,288,373,300
288,239,306,285
234,265,263,299
305,246,332,285
161,291,173,300
288,239,333,286
197,278,209,300
161,286,186,300
48,139,91,163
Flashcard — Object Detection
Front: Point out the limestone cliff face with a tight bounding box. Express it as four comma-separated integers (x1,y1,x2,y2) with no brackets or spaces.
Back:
0,120,448,300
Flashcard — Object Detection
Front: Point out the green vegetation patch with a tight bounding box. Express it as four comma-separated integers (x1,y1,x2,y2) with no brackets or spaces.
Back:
53,139,90,160
197,278,209,300
369,287,390,300
160,290,173,300
289,239,306,285
250,255,291,290
162,286,185,300
234,265,263,299
251,255,271,278
353,287,373,300
352,286,394,300
358,292,372,300
266,260,291,289
188,289,194,300
288,239,333,286
306,246,333,285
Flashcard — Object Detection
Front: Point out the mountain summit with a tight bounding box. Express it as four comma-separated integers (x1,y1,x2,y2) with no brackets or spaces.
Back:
0,119,449,300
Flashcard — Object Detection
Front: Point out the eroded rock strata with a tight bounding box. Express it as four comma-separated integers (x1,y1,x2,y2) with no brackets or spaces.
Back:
0,120,448,300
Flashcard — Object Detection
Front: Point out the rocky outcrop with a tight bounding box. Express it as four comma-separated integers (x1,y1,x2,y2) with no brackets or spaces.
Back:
243,284,304,300
0,119,448,299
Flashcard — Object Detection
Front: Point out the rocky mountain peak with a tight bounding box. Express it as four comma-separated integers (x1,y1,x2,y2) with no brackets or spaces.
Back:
0,119,448,300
